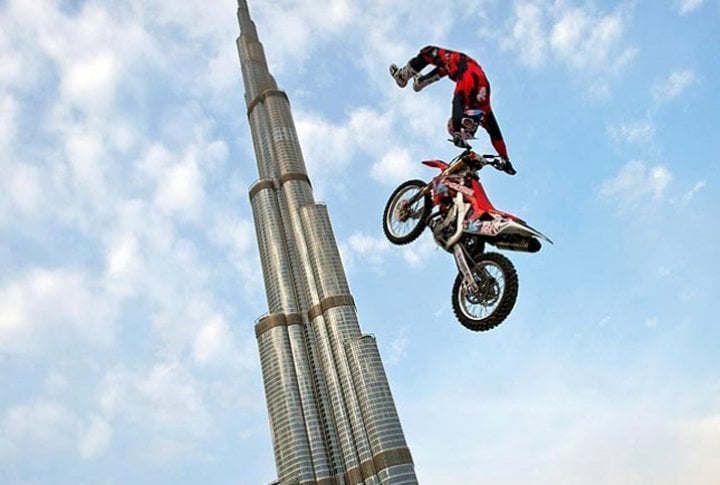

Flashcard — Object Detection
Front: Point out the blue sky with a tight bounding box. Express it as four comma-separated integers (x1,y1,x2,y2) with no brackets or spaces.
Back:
1,0,718,483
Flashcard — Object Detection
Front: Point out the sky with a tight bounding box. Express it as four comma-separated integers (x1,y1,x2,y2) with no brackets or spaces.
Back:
0,0,719,483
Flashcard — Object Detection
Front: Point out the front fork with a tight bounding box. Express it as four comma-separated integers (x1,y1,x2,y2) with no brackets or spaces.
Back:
437,191,476,293
453,240,479,294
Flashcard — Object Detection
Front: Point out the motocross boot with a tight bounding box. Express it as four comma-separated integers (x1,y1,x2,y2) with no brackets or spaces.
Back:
413,71,442,92
389,63,417,88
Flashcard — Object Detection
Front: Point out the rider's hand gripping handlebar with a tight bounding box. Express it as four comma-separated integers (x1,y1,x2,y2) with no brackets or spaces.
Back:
445,150,504,175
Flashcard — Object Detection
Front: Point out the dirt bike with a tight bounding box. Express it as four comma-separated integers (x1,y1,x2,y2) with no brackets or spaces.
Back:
382,147,552,331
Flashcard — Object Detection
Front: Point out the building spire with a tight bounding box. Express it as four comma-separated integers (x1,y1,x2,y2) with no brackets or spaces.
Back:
236,0,256,40
236,0,277,103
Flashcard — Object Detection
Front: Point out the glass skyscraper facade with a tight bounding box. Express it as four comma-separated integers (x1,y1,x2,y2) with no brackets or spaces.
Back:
236,1,417,484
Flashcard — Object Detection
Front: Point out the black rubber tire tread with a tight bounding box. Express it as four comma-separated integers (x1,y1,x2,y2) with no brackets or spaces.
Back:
382,179,431,245
451,251,519,332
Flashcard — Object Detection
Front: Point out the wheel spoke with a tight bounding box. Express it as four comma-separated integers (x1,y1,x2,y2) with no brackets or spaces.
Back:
387,188,424,239
460,262,506,319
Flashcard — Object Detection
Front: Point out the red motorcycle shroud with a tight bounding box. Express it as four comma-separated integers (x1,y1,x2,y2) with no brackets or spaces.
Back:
422,159,524,224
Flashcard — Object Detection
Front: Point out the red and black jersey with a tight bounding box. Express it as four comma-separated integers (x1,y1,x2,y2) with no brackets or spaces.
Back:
416,46,479,81
409,46,508,159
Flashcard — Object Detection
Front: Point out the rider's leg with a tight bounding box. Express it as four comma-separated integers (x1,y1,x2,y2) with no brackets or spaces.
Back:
413,69,442,91
390,46,435,88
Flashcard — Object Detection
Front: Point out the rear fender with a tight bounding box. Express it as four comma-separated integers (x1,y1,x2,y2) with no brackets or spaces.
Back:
465,217,553,244
499,220,554,244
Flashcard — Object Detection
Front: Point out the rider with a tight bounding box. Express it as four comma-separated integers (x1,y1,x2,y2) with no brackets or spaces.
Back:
390,45,516,175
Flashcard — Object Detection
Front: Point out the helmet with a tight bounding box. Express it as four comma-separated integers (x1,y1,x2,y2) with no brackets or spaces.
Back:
446,109,485,140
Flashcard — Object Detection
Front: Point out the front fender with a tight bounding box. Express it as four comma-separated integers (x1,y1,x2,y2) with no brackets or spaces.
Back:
421,159,449,171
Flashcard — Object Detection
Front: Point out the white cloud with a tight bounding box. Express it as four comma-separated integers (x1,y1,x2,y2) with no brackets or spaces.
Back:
146,289,259,373
0,162,43,218
348,107,397,151
295,111,355,175
680,180,707,206
63,129,112,204
60,52,120,112
674,414,720,481
502,2,636,91
341,232,392,272
99,363,211,441
297,100,443,194
549,7,585,59
0,0,267,478
100,200,163,299
600,160,673,210
401,235,438,269
210,215,262,296
192,314,240,367
0,400,108,460
505,2,548,68
0,94,17,150
44,372,71,395
295,100,442,191
253,0,355,71
94,196,258,364
155,154,205,216
134,142,209,221
0,268,117,354
608,119,656,144
552,5,637,72
0,33,23,88
0,1,225,229
409,372,720,484
652,69,698,105
78,415,112,460
371,147,422,185
106,231,142,285
3,0,158,117
296,106,401,184
93,358,263,464
387,326,410,365
677,0,706,15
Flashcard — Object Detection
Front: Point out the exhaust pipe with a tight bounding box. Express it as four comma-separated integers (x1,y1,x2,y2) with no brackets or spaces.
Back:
494,237,542,253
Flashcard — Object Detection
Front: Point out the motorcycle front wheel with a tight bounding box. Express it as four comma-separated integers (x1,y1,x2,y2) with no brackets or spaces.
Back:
382,179,431,245
451,252,519,331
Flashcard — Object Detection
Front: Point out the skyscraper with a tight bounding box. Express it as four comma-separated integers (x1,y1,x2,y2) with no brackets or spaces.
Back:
236,2,417,484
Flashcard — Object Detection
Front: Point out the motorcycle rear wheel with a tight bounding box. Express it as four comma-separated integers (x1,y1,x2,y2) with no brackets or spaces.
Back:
451,252,518,331
382,179,431,245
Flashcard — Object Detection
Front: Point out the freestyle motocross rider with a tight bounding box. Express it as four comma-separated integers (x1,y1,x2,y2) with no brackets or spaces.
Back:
390,45,517,176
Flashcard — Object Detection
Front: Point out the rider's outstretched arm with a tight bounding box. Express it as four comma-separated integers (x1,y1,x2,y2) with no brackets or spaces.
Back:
451,91,466,133
483,110,509,160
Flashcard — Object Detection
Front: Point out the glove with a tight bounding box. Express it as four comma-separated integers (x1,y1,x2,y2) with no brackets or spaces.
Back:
452,132,469,148
498,157,517,175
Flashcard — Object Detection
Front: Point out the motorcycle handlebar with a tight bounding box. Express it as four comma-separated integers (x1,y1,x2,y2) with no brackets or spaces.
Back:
443,141,506,173
467,151,504,171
